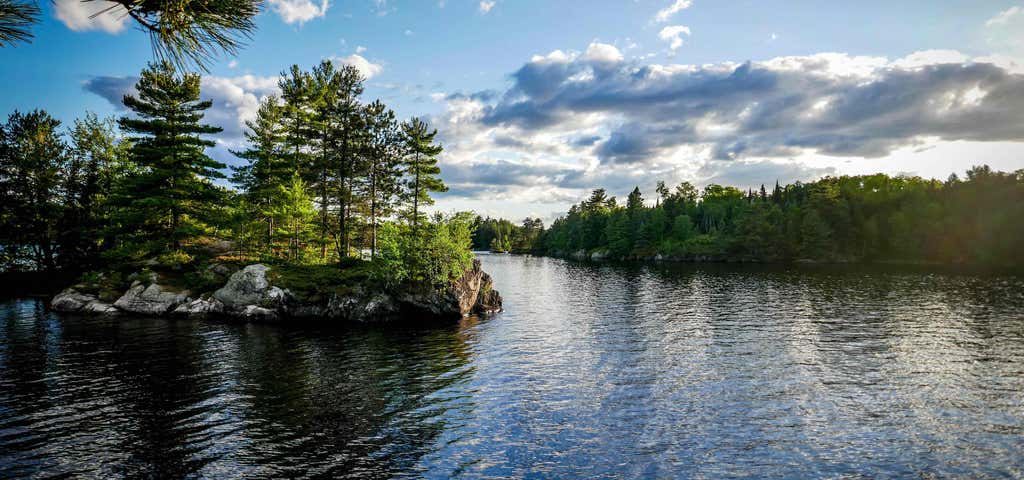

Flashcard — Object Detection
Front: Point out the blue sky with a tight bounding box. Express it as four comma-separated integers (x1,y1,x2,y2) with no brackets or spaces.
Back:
2,0,1024,221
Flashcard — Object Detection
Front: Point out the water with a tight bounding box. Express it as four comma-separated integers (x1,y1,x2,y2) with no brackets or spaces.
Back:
2,255,1024,478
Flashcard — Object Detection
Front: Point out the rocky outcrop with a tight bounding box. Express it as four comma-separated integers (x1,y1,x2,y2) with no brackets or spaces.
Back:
52,259,502,323
113,281,190,315
212,264,290,312
52,289,118,315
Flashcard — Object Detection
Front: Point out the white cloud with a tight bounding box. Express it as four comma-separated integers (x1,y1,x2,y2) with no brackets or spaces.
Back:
658,25,691,51
200,75,281,142
268,0,329,25
770,33,778,41
479,0,495,14
331,53,384,79
405,29,414,36
892,49,970,69
583,42,624,66
425,46,1024,216
653,0,692,23
54,0,128,33
227,60,239,69
987,6,1022,27
355,45,367,53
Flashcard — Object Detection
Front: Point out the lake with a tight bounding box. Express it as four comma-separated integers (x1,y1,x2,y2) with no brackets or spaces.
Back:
1,255,1023,478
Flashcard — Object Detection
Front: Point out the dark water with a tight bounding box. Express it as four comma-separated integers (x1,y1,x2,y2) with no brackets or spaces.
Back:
2,256,1024,478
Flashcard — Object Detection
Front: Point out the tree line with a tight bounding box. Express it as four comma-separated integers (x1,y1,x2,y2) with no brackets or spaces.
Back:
470,216,544,253
0,61,474,287
527,170,1024,266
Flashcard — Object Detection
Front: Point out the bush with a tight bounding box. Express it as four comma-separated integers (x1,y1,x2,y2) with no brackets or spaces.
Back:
371,213,476,288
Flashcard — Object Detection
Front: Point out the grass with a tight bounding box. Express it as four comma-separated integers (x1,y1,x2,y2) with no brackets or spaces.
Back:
265,261,375,302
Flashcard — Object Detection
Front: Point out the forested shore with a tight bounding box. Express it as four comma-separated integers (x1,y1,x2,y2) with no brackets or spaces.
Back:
474,169,1024,267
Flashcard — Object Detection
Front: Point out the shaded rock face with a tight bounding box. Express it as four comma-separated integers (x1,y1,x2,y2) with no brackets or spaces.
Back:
397,259,503,319
113,282,190,315
52,259,502,323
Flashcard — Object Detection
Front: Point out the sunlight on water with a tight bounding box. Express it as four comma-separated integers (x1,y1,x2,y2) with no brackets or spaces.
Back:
1,256,1023,478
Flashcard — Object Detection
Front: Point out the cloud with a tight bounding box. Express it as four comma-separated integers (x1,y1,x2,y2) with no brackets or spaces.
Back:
697,159,836,190
986,6,1022,27
199,75,280,141
267,0,329,24
82,76,138,109
83,73,280,146
331,53,384,79
583,42,624,67
54,0,128,33
658,25,691,51
469,49,1024,162
653,0,692,23
479,0,495,14
423,46,1024,208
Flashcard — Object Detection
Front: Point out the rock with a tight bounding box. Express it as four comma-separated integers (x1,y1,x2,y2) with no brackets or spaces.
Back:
52,289,98,312
51,259,501,323
473,272,503,314
52,288,117,315
323,289,400,322
113,281,190,315
397,259,503,319
82,300,119,315
237,305,279,321
173,297,225,317
213,264,290,310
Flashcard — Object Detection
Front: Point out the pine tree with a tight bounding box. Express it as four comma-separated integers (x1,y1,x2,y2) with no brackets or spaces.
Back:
0,0,38,46
402,117,446,232
363,100,403,258
0,110,66,272
232,95,292,251
315,61,365,259
113,62,225,257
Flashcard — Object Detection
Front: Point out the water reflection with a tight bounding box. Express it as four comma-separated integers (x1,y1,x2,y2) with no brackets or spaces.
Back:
1,256,1023,478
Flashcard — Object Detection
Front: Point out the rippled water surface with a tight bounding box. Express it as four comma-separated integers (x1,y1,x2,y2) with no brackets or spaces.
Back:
2,255,1024,478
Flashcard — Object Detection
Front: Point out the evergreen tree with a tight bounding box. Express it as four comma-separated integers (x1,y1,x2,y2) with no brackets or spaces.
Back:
402,117,446,232
315,61,366,258
113,62,225,258
0,110,66,272
231,95,291,251
363,100,403,257
0,0,38,46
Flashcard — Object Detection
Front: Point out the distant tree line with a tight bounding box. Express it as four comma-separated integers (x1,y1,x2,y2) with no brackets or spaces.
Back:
470,216,544,253
533,171,1024,266
0,61,473,287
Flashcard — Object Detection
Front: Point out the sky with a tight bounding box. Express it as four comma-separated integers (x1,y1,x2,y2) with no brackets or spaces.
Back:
2,0,1024,223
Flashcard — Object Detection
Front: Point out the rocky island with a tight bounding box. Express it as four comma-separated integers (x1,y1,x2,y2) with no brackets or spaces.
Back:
51,259,501,322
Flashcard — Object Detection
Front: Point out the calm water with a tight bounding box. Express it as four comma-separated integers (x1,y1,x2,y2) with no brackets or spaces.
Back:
2,255,1024,478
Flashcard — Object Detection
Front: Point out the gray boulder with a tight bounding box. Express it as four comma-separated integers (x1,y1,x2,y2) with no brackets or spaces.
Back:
52,288,118,315
213,264,291,311
113,281,190,315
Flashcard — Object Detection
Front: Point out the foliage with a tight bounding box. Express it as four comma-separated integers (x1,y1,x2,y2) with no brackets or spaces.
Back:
372,213,475,288
0,60,476,294
0,0,37,47
471,216,544,253
109,61,226,259
532,169,1024,267
0,0,259,72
